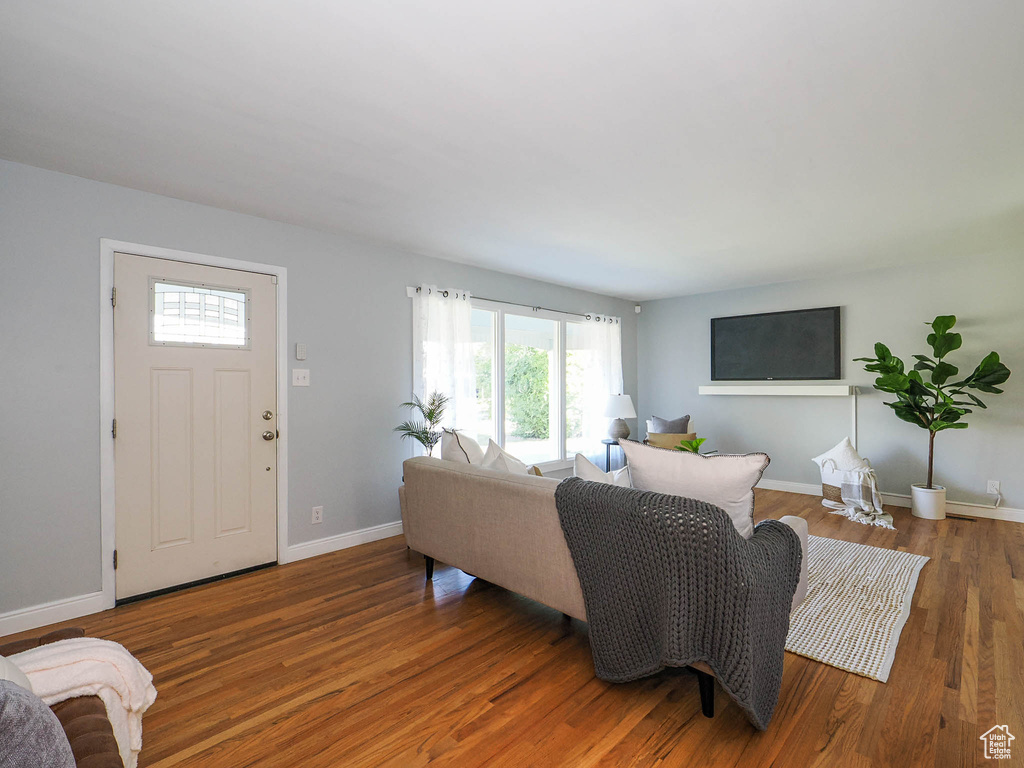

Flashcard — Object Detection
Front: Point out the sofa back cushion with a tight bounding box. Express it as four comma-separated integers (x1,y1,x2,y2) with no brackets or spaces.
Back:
618,439,768,539
647,414,690,434
480,439,530,474
440,431,485,464
573,454,631,487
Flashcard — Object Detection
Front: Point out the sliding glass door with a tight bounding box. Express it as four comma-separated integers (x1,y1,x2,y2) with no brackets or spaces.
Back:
503,313,560,465
471,300,571,467
470,308,497,446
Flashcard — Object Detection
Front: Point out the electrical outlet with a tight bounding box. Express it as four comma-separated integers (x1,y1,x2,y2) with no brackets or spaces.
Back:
312,505,323,524
987,480,1001,495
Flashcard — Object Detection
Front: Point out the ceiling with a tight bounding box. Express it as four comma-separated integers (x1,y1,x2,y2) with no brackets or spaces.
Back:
2,1,1023,300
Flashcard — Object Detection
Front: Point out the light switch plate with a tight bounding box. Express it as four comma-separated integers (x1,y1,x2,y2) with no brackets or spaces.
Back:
292,368,310,387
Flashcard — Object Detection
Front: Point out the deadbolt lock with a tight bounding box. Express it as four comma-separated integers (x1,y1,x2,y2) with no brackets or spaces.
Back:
262,410,274,420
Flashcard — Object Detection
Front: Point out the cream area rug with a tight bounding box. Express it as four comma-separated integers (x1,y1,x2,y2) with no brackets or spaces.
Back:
785,535,929,682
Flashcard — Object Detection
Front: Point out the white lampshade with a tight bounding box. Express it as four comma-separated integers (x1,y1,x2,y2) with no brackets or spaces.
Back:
604,394,636,419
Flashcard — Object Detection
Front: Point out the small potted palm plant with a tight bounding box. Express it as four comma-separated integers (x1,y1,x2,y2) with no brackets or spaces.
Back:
855,315,1011,519
394,391,449,456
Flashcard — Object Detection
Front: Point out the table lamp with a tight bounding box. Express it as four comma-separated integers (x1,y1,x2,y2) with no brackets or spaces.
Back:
604,394,636,440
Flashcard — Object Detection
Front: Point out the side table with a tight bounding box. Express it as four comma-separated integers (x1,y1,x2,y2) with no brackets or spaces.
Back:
601,438,619,472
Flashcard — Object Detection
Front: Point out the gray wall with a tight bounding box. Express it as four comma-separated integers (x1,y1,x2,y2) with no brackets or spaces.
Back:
0,159,638,614
638,254,1024,508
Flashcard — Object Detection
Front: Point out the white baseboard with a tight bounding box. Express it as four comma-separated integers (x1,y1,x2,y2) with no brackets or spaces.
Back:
0,591,110,639
756,479,1024,524
283,520,404,564
756,479,824,498
757,478,912,506
0,521,405,637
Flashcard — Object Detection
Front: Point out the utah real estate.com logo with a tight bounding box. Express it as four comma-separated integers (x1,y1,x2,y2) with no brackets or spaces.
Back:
980,725,1014,760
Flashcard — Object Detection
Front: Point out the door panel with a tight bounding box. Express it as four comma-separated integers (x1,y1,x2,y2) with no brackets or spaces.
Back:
214,369,252,537
150,367,194,549
114,253,277,599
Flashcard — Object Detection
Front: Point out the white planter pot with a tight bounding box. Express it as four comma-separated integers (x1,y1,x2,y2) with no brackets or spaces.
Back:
911,484,946,520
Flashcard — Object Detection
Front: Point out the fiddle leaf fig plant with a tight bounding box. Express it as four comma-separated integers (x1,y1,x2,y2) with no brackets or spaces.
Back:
674,437,708,454
674,437,717,455
854,315,1011,489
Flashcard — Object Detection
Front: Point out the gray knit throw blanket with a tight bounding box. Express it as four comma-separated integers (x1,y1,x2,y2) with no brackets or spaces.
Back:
555,477,802,730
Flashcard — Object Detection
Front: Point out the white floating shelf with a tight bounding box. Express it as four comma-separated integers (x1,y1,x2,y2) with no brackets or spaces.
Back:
698,385,855,397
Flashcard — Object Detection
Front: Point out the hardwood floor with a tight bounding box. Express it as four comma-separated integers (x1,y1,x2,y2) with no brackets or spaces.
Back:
3,490,1021,767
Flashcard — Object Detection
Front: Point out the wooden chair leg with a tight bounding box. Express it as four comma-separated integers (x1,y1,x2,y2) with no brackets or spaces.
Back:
695,669,715,718
424,556,434,580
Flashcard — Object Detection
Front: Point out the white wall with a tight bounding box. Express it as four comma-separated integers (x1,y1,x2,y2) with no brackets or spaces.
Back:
0,159,638,615
638,254,1024,508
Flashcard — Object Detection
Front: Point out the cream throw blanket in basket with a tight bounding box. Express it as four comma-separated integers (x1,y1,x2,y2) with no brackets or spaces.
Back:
812,438,893,530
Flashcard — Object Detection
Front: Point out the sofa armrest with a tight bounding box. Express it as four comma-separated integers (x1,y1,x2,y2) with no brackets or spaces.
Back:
778,515,809,611
51,697,123,768
0,627,85,657
0,628,123,768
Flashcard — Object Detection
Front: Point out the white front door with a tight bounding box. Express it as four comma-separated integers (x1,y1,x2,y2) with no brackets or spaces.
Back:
113,253,278,600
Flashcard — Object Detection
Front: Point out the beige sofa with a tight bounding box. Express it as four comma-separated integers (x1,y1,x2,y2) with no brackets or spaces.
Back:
398,456,809,716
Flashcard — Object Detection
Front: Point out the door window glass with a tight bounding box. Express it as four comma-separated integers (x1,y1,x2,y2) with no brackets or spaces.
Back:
151,280,249,348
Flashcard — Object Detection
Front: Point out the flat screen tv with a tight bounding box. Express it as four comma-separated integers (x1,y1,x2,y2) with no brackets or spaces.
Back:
711,306,841,381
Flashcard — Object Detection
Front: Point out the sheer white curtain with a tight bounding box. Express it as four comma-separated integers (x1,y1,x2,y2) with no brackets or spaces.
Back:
569,313,623,462
412,285,476,432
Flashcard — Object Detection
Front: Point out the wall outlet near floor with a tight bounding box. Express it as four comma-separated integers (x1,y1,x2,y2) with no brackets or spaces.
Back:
312,505,324,524
987,480,1001,495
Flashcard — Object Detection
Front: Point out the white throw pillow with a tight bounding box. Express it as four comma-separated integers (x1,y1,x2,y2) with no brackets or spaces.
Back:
440,431,485,464
617,439,768,539
812,437,872,496
480,439,530,475
811,437,868,472
0,655,32,692
574,453,632,487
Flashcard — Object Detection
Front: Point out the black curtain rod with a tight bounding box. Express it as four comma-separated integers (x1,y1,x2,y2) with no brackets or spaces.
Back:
415,286,617,322
474,294,592,319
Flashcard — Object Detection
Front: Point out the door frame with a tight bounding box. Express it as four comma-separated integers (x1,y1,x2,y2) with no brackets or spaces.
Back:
99,239,289,610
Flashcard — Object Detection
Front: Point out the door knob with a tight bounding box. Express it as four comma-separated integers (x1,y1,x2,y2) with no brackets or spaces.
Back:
262,430,275,441
262,410,274,420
